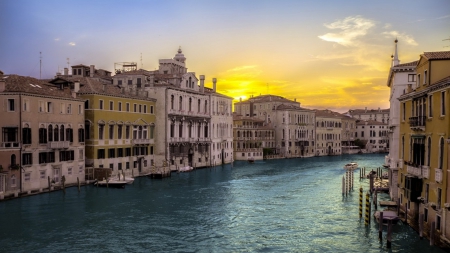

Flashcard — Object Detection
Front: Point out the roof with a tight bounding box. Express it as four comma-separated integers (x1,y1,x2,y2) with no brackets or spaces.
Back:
395,60,418,68
314,109,346,119
233,114,265,122
235,94,297,104
276,103,311,111
422,51,450,60
347,108,389,114
50,76,156,101
1,75,82,100
356,119,388,126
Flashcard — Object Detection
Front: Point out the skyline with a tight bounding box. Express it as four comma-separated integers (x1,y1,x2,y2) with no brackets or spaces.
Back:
1,0,449,112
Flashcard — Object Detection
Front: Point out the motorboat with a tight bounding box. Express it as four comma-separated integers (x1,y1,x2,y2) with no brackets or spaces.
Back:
94,178,127,188
374,210,399,225
178,166,193,172
344,162,358,170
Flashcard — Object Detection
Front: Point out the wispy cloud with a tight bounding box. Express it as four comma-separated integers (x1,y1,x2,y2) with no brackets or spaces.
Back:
54,38,60,41
69,42,76,46
318,15,375,46
382,31,418,46
436,15,450,20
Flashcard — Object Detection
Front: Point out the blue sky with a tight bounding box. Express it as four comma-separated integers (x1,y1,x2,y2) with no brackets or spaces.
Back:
1,0,449,111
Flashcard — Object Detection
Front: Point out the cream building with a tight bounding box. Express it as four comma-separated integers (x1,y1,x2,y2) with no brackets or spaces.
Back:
0,74,85,197
355,120,389,153
314,110,343,156
346,108,390,124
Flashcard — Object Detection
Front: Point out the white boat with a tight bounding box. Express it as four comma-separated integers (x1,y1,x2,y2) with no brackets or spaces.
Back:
94,178,127,188
113,175,135,184
178,166,193,172
344,162,358,170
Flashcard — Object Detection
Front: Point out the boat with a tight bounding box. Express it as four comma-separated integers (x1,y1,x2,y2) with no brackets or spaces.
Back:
248,157,255,163
343,162,358,170
178,166,193,172
374,210,399,225
94,178,127,188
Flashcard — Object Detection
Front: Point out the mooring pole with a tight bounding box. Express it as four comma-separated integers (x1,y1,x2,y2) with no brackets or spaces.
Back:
387,219,392,248
365,191,370,226
359,187,363,219
419,213,424,239
379,211,383,241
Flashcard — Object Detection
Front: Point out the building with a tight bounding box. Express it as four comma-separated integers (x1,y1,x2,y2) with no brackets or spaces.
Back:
314,110,344,156
385,39,418,201
0,74,85,198
341,114,358,154
53,65,157,178
397,51,450,245
232,114,275,161
355,120,389,153
234,95,316,158
347,107,390,124
113,49,233,169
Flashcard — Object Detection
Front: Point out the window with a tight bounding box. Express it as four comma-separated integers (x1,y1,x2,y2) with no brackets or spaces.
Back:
109,101,114,110
68,167,72,175
39,127,47,144
47,102,53,113
118,80,122,85
24,173,30,181
117,148,123,157
67,104,72,114
126,103,130,112
134,104,137,112
60,103,66,114
78,128,85,143
424,70,428,85
99,100,104,110
118,102,122,112
118,125,122,139
126,126,130,139
23,127,32,144
85,100,89,109
2,127,18,143
59,150,74,161
97,149,105,159
7,99,15,111
39,101,45,112
125,148,131,156
417,74,420,87
78,104,82,114
108,148,115,158
23,99,29,112
118,163,122,171
40,171,46,179
408,74,416,82
85,122,90,140
126,162,130,169
99,125,104,140
66,127,73,142
128,79,132,85
22,153,32,165
439,137,444,169
171,95,174,109
150,106,154,114
139,104,142,113
144,105,147,113
39,152,55,164
402,103,406,121
60,125,65,141
109,125,114,140
428,95,433,118
441,91,446,116
137,78,141,88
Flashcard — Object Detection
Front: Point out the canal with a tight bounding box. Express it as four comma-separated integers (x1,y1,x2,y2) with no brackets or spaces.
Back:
0,154,446,252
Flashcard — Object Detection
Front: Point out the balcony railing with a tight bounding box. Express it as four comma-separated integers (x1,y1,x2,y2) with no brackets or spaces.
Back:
406,165,429,178
435,168,442,183
132,139,153,145
409,116,426,128
48,141,69,149
1,142,20,148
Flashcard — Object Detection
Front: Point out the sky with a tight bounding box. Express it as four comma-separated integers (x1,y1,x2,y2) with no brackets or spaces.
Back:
0,0,449,113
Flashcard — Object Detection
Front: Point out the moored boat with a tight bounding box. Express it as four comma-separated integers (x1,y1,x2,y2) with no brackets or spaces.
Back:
374,210,399,225
178,166,193,172
344,162,358,170
248,157,255,163
94,178,127,188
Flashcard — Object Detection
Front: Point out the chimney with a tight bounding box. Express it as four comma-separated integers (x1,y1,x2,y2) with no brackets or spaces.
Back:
74,81,80,92
0,78,5,92
378,107,380,112
365,107,367,113
199,75,205,93
64,68,68,76
212,78,216,92
294,98,296,102
90,65,95,78
240,97,242,102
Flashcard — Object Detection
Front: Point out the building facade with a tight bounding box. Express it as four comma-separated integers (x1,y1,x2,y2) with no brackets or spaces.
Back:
397,51,450,245
355,120,389,153
0,74,85,198
347,108,390,124
314,110,343,156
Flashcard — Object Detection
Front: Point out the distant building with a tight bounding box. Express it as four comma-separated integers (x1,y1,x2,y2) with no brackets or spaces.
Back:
0,74,85,198
355,119,389,153
314,109,345,156
232,114,275,161
346,107,390,124
234,95,316,158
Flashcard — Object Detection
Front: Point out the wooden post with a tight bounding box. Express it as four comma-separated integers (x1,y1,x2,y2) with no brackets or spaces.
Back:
342,176,345,196
369,174,374,195
430,222,435,246
62,175,66,194
374,188,378,210
48,176,51,190
77,177,80,192
419,213,424,239
397,198,400,216
106,177,109,188
379,211,383,241
359,187,363,219
365,191,370,226
387,219,392,248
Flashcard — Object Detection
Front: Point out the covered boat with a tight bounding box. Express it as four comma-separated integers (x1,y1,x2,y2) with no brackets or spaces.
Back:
344,162,358,170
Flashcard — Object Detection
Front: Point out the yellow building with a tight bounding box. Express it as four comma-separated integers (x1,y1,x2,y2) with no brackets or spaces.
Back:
397,51,450,244
51,67,156,178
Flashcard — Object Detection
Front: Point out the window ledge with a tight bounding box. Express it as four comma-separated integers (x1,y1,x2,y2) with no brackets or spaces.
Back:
440,116,445,119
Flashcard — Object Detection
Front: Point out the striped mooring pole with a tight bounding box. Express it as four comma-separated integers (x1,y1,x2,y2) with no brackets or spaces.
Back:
359,187,363,219
365,191,370,226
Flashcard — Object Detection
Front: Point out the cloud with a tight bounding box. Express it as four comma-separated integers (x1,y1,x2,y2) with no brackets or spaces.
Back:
382,31,418,46
54,38,60,41
318,15,375,46
436,15,450,20
69,42,76,46
383,23,391,29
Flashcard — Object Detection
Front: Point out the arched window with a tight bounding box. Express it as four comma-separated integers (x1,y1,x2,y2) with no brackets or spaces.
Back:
179,96,183,110
427,137,431,166
171,95,174,109
198,99,201,112
11,175,16,187
189,98,192,111
439,137,444,169
54,125,59,141
48,125,53,142
60,125,65,141
10,154,16,166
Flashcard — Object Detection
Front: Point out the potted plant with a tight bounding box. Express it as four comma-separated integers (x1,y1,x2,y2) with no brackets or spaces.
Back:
9,164,20,170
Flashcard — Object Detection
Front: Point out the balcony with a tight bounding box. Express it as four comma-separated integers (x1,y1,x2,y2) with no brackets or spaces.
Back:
435,168,442,183
407,165,428,178
132,139,153,145
409,116,426,130
48,141,69,149
1,142,20,148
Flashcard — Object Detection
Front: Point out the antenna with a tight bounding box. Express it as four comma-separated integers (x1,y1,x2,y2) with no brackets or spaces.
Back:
444,36,450,48
39,52,42,79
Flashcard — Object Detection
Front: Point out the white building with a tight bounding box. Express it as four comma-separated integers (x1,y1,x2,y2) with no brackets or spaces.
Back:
385,39,417,201
346,108,390,124
234,95,316,158
314,110,344,156
112,48,233,169
355,119,389,153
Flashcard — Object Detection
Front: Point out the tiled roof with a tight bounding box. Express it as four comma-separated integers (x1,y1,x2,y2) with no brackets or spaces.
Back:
347,108,389,114
235,94,296,104
2,75,80,100
50,76,156,101
395,61,418,67
276,103,310,111
314,109,345,118
233,114,264,122
356,119,388,126
423,51,450,60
